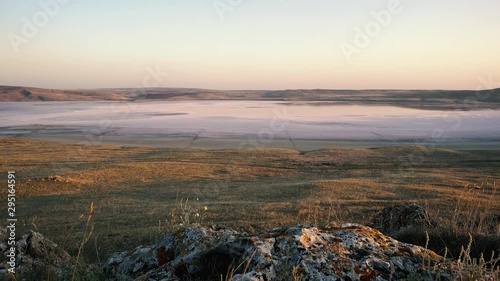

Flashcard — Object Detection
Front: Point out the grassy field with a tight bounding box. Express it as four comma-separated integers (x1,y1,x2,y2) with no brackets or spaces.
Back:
0,137,498,265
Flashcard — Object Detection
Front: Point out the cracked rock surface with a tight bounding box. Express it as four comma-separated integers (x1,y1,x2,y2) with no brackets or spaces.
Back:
104,223,450,280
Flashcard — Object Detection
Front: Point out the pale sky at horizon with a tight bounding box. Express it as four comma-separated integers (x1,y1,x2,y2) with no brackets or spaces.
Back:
1,0,499,90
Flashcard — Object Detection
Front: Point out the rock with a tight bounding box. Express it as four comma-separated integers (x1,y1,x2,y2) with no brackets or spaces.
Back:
0,228,7,253
47,175,63,181
104,223,448,280
0,227,71,278
371,204,436,235
232,271,266,281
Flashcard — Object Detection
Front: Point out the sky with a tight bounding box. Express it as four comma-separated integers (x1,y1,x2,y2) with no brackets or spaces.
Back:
0,0,499,90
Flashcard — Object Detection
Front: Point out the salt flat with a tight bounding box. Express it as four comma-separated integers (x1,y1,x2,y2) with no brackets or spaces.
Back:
1,101,500,150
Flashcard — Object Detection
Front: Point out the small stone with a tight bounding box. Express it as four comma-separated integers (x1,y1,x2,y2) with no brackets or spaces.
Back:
371,204,436,235
133,261,144,273
372,259,391,273
390,257,406,272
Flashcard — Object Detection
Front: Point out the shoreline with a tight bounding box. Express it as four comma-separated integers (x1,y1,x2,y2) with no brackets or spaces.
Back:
1,86,499,111
2,133,500,151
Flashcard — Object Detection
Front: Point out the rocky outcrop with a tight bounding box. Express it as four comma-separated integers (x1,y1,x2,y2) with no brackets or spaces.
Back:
105,223,451,281
0,227,71,277
371,204,436,235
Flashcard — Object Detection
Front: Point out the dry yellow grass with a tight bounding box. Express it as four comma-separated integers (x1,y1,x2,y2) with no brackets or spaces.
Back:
0,137,498,264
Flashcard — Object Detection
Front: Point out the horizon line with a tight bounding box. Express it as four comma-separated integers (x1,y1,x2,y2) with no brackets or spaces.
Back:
1,84,499,92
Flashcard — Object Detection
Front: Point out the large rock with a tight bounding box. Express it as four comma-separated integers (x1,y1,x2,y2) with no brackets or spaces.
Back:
0,227,71,277
371,204,436,235
104,223,449,281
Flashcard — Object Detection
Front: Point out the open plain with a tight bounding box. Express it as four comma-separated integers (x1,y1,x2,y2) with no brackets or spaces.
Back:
0,137,498,266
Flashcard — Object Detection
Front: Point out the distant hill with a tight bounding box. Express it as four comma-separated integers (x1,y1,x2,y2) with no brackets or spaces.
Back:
1,85,499,110
0,86,130,102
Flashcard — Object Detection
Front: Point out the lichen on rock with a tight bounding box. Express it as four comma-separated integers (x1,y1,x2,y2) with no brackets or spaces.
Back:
104,223,449,280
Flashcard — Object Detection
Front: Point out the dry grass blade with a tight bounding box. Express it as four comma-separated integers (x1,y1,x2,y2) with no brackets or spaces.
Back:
72,202,95,281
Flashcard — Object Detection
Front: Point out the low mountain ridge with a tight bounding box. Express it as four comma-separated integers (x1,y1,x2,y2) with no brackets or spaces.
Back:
1,85,499,110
